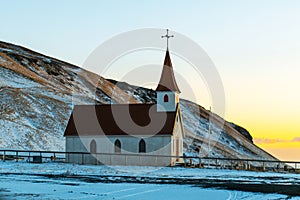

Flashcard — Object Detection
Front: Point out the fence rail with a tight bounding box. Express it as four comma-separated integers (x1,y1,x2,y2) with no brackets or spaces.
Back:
0,149,299,173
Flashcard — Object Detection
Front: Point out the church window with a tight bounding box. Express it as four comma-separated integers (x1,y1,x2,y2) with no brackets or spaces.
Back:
90,139,96,154
164,94,169,102
139,139,146,153
114,139,121,153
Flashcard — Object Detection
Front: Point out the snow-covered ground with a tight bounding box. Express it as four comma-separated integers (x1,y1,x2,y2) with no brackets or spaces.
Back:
1,161,300,182
0,174,290,200
1,162,300,199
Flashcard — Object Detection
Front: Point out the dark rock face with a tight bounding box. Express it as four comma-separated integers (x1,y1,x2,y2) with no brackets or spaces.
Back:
229,123,253,143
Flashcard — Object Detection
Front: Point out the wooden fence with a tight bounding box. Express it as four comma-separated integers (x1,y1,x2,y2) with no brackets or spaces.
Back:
0,149,299,173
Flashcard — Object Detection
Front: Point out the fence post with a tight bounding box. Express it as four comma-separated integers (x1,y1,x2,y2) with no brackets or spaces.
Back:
215,159,218,169
53,153,56,162
247,161,250,170
29,152,31,163
82,153,84,165
3,151,5,162
16,151,18,162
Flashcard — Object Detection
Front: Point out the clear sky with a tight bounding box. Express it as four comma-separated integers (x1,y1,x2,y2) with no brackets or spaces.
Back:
1,0,299,161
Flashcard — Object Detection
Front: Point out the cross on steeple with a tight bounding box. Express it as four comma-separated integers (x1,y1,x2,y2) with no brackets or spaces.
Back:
161,29,174,49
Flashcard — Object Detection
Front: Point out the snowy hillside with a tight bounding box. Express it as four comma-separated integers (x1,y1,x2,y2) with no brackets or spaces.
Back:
0,41,276,161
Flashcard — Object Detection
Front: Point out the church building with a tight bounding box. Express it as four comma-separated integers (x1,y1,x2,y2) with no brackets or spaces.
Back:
64,31,185,166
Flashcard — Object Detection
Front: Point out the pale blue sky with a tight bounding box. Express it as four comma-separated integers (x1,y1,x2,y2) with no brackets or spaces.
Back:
1,0,299,67
1,1,300,160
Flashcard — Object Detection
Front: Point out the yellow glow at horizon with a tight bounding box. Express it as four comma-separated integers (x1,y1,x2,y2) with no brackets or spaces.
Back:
259,147,300,162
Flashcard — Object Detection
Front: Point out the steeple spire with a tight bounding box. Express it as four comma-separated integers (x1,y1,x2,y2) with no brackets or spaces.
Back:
156,29,180,93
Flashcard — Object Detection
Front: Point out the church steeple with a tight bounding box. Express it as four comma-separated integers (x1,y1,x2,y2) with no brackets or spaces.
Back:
156,49,181,93
156,29,180,112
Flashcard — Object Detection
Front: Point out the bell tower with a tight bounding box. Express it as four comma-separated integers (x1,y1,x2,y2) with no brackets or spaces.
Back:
156,29,180,112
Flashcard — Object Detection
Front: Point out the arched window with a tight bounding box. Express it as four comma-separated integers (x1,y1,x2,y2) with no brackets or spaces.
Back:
139,139,146,153
114,139,121,153
90,139,96,154
164,94,169,102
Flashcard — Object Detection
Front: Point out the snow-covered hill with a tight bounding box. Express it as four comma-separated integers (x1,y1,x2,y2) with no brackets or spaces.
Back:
0,41,276,160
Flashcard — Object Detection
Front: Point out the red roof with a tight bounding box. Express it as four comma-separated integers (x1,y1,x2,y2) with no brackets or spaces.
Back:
156,50,181,93
64,104,178,137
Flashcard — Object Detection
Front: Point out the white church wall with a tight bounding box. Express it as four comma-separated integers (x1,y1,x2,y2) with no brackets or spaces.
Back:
66,135,173,166
170,110,185,164
66,136,92,164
